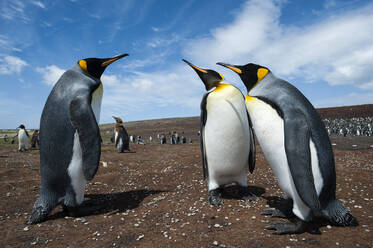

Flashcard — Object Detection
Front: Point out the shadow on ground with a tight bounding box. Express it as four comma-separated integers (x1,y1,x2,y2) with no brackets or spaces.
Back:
46,189,166,221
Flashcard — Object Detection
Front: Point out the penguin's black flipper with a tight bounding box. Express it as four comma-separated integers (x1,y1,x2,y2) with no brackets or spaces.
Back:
200,92,210,180
284,110,320,212
69,95,101,181
247,111,256,173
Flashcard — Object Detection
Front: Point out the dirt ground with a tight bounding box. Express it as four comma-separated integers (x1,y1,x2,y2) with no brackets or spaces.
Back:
1,113,373,247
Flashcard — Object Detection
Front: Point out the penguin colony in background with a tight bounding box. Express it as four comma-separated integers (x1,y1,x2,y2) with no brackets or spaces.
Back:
24,52,358,235
183,59,256,206
27,53,128,224
112,116,130,153
217,62,358,234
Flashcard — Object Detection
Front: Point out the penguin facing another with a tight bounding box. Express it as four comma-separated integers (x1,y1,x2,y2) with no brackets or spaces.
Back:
112,116,130,153
218,62,358,234
17,124,29,152
27,53,128,224
183,59,256,206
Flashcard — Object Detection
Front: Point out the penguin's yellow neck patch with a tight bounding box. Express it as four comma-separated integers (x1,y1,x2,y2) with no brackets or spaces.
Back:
257,68,269,83
213,83,230,93
79,60,88,72
245,93,255,102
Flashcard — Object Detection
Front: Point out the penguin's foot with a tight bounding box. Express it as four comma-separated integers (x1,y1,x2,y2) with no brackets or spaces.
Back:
26,206,48,225
265,219,307,235
237,186,257,202
208,189,223,207
261,208,290,218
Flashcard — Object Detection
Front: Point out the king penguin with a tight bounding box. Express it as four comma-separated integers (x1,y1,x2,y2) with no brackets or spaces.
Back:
112,116,130,153
17,124,29,152
183,59,256,207
26,53,128,224
217,62,358,234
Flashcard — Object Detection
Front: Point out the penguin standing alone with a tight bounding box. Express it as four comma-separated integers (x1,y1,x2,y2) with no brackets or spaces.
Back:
218,62,358,234
183,59,256,206
17,124,29,152
27,53,128,224
112,116,130,153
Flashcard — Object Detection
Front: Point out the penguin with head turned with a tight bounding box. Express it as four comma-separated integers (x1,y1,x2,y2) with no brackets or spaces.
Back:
217,62,358,234
26,53,128,224
112,116,130,153
183,59,256,207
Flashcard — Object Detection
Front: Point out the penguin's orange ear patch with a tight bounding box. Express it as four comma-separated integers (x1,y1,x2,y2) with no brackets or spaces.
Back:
257,68,268,82
79,60,88,72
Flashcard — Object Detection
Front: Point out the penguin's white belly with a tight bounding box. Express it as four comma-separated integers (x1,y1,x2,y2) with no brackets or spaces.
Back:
204,95,250,190
67,131,86,205
246,98,323,220
91,83,103,123
18,130,28,149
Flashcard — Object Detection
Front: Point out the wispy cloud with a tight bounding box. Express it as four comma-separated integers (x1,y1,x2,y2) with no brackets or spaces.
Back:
36,65,65,86
184,0,373,90
0,55,28,75
0,35,22,52
0,0,30,23
31,1,46,9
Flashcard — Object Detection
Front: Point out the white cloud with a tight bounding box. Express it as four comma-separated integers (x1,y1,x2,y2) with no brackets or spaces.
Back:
323,0,336,9
36,65,65,86
31,1,45,9
100,65,204,123
101,74,121,86
184,0,373,90
0,55,28,74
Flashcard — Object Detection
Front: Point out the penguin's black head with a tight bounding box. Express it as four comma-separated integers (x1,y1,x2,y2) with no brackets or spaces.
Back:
78,53,129,79
217,62,269,91
182,59,224,91
112,116,123,123
18,124,25,129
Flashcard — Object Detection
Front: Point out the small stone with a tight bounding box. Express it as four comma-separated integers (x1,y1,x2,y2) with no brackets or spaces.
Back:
6,192,11,197
23,226,30,231
136,234,144,241
251,216,256,219
213,241,219,246
327,225,332,229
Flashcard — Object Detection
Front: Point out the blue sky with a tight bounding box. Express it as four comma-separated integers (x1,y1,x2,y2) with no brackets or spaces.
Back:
0,0,372,129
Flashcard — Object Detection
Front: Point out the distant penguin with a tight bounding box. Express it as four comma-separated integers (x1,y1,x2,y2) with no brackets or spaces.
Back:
17,124,29,152
160,134,166,144
112,116,130,153
4,134,8,142
31,130,39,148
27,53,128,224
218,62,358,234
183,59,256,206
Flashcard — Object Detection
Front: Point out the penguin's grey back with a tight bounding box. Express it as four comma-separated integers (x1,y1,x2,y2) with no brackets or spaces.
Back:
39,65,100,196
250,73,336,205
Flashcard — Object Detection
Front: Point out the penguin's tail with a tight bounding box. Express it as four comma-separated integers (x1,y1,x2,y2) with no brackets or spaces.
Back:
26,197,54,225
323,199,358,227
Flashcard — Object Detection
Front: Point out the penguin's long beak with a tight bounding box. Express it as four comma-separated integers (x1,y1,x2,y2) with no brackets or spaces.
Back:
217,62,242,74
102,53,129,67
182,59,208,74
